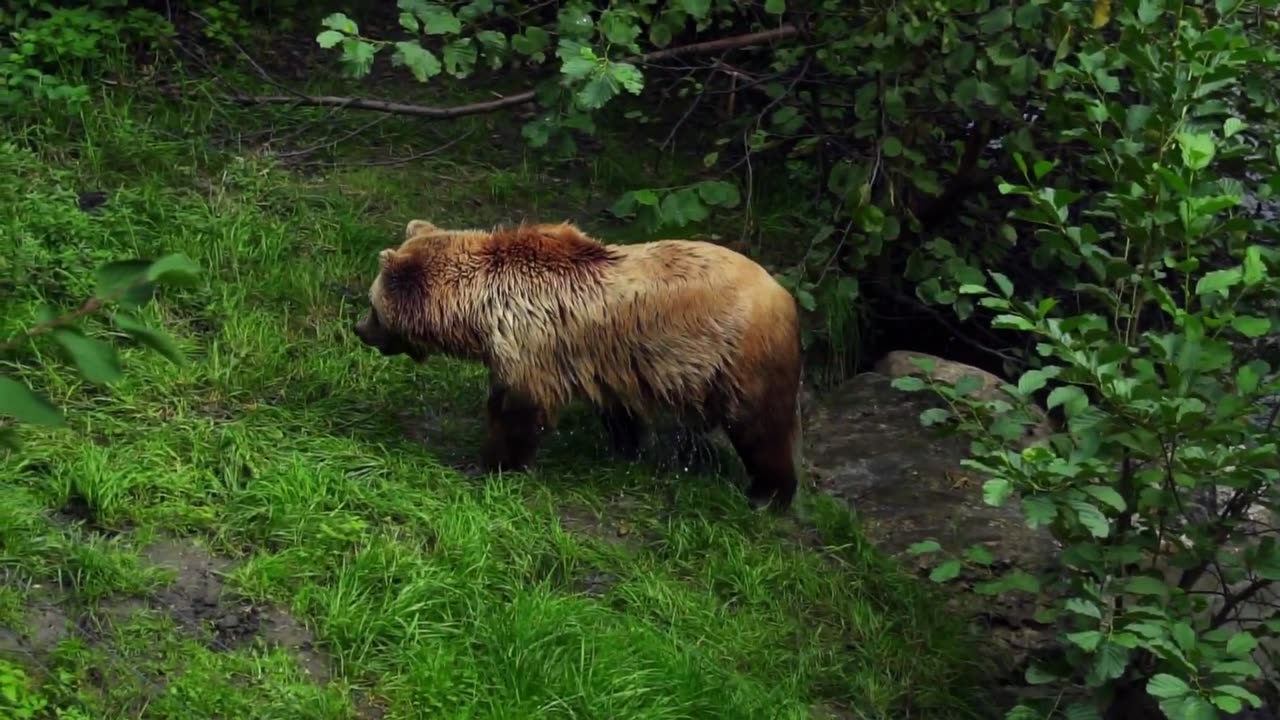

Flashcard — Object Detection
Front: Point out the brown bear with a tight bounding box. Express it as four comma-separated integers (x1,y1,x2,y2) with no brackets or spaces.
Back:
352,219,804,511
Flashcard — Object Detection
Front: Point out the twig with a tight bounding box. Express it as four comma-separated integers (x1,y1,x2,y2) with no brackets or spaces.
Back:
189,9,312,103
290,130,476,168
273,113,392,159
229,26,801,119
0,298,103,354
1210,578,1272,628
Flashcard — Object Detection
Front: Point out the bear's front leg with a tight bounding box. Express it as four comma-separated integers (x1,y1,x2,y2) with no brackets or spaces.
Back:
481,383,546,472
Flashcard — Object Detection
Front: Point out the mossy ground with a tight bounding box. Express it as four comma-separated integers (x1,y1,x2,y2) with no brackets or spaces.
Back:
0,55,990,719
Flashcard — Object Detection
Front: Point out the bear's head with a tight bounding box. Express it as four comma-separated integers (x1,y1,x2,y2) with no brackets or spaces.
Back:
351,219,444,362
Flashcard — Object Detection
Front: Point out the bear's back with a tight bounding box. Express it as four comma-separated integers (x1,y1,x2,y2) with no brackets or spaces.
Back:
491,237,795,416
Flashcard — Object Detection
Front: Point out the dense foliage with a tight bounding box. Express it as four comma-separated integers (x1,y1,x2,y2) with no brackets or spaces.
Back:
2,0,1278,717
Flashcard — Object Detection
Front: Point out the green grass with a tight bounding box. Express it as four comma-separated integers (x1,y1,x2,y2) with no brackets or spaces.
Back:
0,75,990,719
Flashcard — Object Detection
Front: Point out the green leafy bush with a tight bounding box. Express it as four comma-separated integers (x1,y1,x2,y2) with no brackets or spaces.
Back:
0,0,173,107
893,2,1280,717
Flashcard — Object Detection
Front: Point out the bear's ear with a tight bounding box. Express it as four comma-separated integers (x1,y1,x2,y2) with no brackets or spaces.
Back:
405,219,438,239
379,248,399,271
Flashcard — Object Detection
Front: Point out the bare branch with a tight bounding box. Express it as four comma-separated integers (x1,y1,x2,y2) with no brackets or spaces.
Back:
228,25,801,120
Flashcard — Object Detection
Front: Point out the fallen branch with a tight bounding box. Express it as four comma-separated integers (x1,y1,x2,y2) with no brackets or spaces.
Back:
229,25,800,119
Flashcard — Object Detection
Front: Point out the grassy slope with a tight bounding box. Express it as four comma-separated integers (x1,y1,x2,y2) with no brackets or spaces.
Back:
0,66,988,719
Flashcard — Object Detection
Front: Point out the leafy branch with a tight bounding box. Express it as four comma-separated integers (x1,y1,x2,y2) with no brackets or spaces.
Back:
0,254,202,446
231,24,799,119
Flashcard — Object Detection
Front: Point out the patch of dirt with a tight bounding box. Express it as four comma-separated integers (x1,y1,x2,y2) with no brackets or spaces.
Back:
136,538,331,683
0,589,71,658
1,536,332,687
557,505,640,550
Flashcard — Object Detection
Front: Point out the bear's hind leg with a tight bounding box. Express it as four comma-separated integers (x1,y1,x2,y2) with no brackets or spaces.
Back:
482,384,547,472
724,391,801,512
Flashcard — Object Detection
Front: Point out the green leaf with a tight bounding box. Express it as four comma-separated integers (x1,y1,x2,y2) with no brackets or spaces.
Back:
316,30,345,49
341,39,378,78
398,12,420,33
764,0,786,14
1088,642,1129,685
1067,630,1102,651
576,75,614,109
891,376,927,392
958,284,988,295
608,61,644,95
1025,664,1059,685
111,312,185,367
978,6,1013,33
413,3,461,34
1195,268,1241,297
442,38,477,77
1123,575,1169,598
963,544,994,565
1211,659,1261,678
94,259,154,307
1172,622,1196,652
1137,0,1164,24
1213,696,1243,714
475,30,507,67
1014,3,1042,28
1017,369,1049,396
881,136,903,157
920,407,950,426
1223,117,1246,138
974,571,1041,595
989,271,1014,297
322,12,357,33
929,560,962,583
51,329,122,385
1214,685,1262,708
1125,104,1154,134
145,254,201,287
952,374,984,397
1070,500,1110,538
1022,496,1057,527
1230,315,1270,337
458,0,494,21
1047,385,1088,416
907,540,942,555
983,478,1012,507
512,27,550,58
679,0,711,18
1083,486,1126,512
1242,246,1266,286
695,180,741,208
1225,632,1257,657
0,376,65,427
392,41,442,82
1147,674,1191,699
600,10,640,46
1236,365,1260,394
1160,696,1218,720
795,288,816,312
1177,132,1217,171
992,314,1034,331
